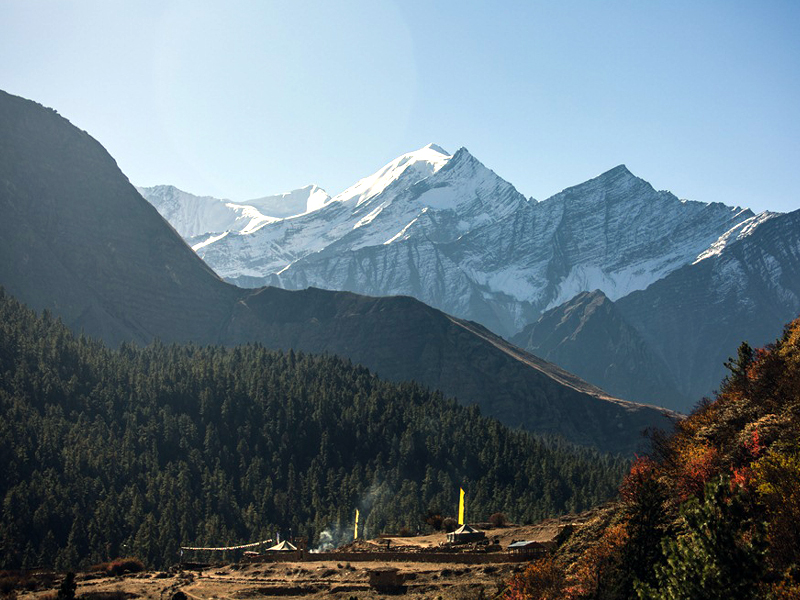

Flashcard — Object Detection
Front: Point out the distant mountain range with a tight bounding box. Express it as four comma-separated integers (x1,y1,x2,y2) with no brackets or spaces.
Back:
140,147,753,339
140,145,799,412
0,89,673,455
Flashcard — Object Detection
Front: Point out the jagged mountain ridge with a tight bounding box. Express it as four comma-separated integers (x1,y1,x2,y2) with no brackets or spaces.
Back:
140,146,755,338
137,183,331,241
615,208,800,407
515,210,800,412
0,89,674,454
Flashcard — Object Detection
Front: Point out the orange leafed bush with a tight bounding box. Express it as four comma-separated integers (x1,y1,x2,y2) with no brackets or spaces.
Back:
502,556,567,600
673,443,720,501
730,466,754,490
769,579,800,600
570,523,628,598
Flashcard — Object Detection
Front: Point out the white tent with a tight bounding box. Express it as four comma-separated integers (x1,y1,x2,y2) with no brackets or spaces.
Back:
266,540,298,552
446,524,485,543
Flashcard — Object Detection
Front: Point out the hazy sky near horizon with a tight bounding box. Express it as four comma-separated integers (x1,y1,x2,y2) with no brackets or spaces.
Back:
1,0,798,213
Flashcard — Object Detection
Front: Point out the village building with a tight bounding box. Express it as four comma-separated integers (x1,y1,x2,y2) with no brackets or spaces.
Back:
507,539,556,556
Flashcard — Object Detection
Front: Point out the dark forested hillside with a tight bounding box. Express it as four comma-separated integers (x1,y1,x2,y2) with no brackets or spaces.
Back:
0,290,627,570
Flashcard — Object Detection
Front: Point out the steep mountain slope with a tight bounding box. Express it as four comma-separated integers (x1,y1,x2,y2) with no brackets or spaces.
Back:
159,148,753,338
0,89,672,454
516,211,800,412
512,290,689,409
220,286,676,451
0,92,241,347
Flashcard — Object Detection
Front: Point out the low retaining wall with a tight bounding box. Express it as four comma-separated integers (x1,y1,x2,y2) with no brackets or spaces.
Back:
242,551,532,565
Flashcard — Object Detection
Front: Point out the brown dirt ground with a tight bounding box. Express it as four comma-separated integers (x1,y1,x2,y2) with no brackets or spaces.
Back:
15,561,518,600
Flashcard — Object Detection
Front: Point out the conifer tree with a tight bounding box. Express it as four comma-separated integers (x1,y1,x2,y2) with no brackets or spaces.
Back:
636,477,766,600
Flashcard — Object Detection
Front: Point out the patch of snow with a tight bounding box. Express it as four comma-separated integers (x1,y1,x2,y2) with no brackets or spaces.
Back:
384,217,420,245
354,203,388,229
415,186,466,210
192,231,229,251
694,212,778,264
547,257,695,309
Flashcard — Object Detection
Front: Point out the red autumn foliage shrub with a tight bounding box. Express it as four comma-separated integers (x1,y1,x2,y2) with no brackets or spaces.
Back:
619,456,658,505
745,427,764,457
674,443,719,501
89,558,145,577
731,466,754,491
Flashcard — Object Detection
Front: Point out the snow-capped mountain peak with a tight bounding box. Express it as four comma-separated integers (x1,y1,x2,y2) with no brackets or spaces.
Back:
409,146,526,216
330,143,451,208
423,142,449,154
137,184,329,240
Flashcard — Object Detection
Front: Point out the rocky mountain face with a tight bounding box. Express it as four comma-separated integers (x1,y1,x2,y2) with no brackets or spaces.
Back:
511,290,690,410
0,89,673,455
140,147,754,340
614,209,800,409
515,211,800,412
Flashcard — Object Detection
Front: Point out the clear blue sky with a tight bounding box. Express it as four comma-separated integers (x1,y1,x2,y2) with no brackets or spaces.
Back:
1,0,798,213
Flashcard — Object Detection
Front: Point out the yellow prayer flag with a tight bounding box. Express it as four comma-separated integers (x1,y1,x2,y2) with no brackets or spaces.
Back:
354,508,359,539
458,487,465,525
